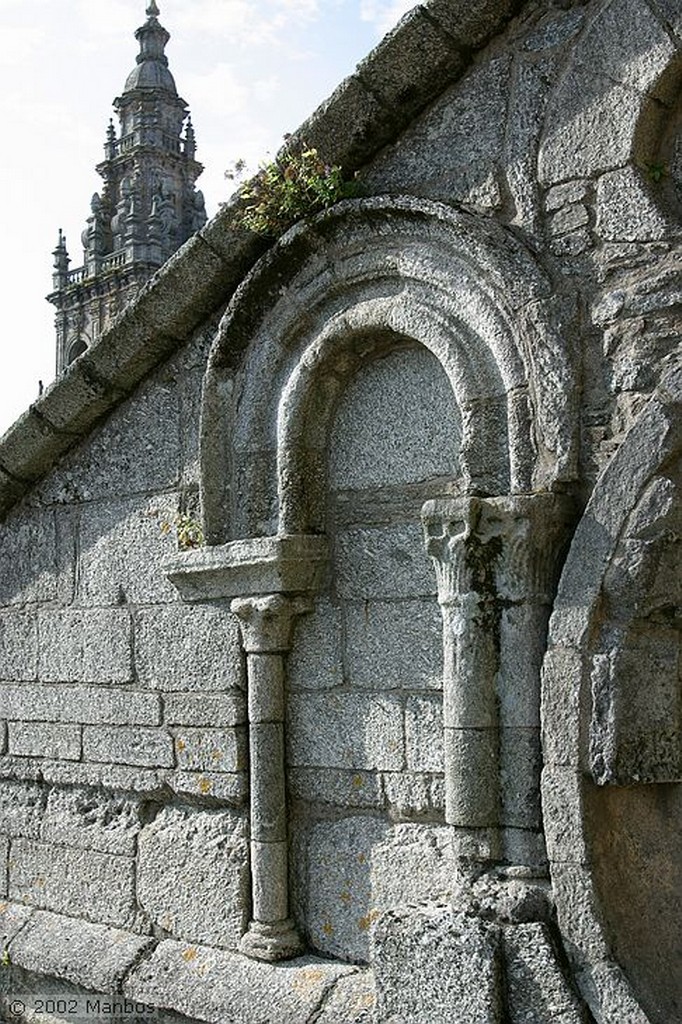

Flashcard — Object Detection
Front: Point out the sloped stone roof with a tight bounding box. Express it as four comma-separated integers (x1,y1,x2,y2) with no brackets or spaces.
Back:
0,0,525,519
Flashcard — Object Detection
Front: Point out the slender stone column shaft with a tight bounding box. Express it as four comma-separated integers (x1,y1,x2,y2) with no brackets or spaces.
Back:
231,593,311,961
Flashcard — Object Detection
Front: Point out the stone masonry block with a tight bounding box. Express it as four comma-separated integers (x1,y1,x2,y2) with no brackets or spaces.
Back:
548,863,611,965
0,509,60,606
289,768,382,810
300,815,388,961
39,370,181,504
373,903,502,1024
329,346,460,491
8,722,81,760
429,0,522,48
125,939,355,1024
288,693,404,771
168,770,248,806
291,73,396,171
0,901,33,947
164,690,246,727
0,722,5,755
357,7,464,122
39,608,132,683
289,597,343,691
83,725,175,768
78,493,181,605
137,806,249,948
504,921,585,1024
0,684,161,725
315,970,376,1024
366,55,510,211
335,522,435,599
596,167,673,243
174,728,246,773
0,835,8,895
406,695,444,772
9,839,137,929
39,760,164,794
539,0,675,185
0,780,46,838
300,817,460,962
35,360,118,437
371,822,461,909
136,604,244,691
344,598,443,691
541,766,590,866
545,181,590,211
8,910,154,994
382,771,445,817
0,611,37,680
41,786,143,856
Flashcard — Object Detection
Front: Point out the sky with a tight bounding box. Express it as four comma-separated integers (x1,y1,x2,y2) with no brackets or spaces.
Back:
0,0,415,437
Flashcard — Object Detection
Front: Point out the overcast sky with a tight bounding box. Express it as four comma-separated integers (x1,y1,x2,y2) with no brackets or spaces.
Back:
0,0,415,436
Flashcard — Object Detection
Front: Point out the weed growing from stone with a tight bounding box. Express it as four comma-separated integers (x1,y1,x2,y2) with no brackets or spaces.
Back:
645,161,667,183
226,143,358,237
160,512,204,550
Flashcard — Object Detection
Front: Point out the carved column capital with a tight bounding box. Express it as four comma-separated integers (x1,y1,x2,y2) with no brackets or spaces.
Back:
422,492,576,869
231,593,312,652
422,494,574,605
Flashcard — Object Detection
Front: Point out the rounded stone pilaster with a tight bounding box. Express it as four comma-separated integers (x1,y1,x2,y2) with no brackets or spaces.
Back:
422,494,575,871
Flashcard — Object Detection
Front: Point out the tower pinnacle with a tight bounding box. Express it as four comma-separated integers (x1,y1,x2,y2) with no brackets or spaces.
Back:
48,3,206,375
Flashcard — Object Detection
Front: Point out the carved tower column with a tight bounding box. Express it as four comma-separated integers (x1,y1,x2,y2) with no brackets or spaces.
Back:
422,495,573,870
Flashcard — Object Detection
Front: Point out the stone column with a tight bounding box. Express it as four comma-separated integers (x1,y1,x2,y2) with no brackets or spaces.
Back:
231,593,311,962
422,497,502,863
422,495,573,869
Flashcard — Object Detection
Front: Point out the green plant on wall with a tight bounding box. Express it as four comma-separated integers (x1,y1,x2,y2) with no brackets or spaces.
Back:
160,512,204,550
645,161,667,183
226,142,358,237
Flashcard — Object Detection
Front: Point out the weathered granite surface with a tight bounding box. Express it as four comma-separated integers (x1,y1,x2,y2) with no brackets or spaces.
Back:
0,0,679,1022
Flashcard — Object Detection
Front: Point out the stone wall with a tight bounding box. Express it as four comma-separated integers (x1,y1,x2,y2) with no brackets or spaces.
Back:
0,1,679,1022
0,324,256,953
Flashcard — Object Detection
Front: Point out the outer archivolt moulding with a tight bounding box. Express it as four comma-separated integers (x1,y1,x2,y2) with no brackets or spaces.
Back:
200,196,579,545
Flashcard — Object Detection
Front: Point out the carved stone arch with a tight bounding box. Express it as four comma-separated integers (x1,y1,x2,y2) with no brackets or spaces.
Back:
202,196,577,543
541,367,682,1024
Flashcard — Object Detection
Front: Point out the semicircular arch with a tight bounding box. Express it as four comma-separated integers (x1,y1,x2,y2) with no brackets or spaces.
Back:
202,197,577,543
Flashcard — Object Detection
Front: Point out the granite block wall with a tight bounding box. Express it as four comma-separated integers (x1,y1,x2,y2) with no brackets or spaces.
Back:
0,326,251,949
0,0,679,1021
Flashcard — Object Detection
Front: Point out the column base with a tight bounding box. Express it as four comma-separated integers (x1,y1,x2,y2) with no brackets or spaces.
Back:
239,919,304,962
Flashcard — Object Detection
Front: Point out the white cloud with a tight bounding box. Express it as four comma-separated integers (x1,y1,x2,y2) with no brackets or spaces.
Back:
172,0,319,45
183,62,251,117
359,0,415,36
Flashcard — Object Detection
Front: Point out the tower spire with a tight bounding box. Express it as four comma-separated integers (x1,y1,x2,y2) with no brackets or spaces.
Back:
48,1,206,376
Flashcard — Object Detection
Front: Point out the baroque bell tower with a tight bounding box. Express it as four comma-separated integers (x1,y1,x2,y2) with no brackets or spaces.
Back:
48,1,206,373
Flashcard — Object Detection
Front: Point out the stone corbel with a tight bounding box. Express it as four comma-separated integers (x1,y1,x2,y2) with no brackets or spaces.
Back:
422,495,574,870
166,534,327,961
